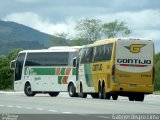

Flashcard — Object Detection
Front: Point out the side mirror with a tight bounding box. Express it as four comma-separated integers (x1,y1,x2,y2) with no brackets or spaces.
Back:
73,58,77,67
10,60,16,69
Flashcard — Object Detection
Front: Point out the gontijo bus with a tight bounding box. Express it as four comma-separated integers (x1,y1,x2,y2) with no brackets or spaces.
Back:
10,46,81,97
76,38,154,101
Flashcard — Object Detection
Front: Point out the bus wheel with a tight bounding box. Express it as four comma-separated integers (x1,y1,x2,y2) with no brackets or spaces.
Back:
91,93,99,98
48,92,59,97
79,84,87,98
103,86,111,100
68,83,77,97
112,94,118,100
106,93,111,99
24,83,36,97
134,94,144,102
102,85,105,99
98,84,103,99
128,95,135,101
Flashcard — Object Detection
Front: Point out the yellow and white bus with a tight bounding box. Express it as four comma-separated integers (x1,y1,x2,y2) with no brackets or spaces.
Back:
76,38,154,101
10,46,80,97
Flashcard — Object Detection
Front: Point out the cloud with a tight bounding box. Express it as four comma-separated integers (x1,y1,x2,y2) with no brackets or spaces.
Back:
96,9,160,29
3,10,160,39
14,0,38,3
3,12,76,37
2,10,160,53
94,9,160,40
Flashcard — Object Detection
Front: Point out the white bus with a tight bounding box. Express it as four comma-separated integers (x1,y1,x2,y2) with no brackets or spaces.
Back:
10,47,80,97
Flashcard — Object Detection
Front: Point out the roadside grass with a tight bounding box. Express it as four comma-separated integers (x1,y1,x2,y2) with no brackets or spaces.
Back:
0,88,14,92
154,91,160,95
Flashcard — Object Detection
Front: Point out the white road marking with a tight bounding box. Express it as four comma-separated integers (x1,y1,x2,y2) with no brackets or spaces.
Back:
15,106,22,108
98,116,111,119
36,108,44,111
48,110,57,112
62,112,72,114
25,107,32,109
0,104,4,107
7,105,13,108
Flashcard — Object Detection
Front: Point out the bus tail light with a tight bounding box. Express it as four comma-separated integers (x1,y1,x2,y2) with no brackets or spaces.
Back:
153,67,155,84
112,65,115,82
112,65,115,76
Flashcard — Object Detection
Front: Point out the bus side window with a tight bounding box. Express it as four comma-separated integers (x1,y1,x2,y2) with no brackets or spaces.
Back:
85,47,93,63
105,43,113,61
80,47,93,64
92,43,113,62
80,49,87,64
93,46,101,62
99,45,104,61
93,47,97,62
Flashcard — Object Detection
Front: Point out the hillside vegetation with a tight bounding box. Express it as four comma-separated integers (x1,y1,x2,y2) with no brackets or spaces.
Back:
155,52,160,90
0,20,68,55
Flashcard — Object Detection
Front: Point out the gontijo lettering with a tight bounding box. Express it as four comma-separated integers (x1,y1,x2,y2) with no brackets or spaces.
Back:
117,59,151,65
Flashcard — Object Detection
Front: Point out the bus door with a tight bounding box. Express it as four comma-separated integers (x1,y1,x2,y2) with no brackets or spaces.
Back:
74,57,81,93
14,53,26,91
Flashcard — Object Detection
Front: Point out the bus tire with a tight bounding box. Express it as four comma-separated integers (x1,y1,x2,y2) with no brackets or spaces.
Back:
134,94,144,102
80,93,87,98
48,92,59,97
105,93,111,99
90,93,99,98
102,85,105,99
98,83,103,99
79,84,87,98
128,95,135,101
24,83,36,97
68,83,77,97
102,85,111,100
112,94,118,100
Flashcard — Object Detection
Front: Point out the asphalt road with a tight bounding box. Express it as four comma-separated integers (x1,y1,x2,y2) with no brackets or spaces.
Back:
0,92,160,120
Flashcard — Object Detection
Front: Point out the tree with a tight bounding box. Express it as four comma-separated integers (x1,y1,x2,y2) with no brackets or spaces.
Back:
7,48,22,61
49,33,69,46
102,19,131,38
155,52,160,91
75,18,102,43
0,55,8,69
55,32,68,40
0,66,13,89
0,49,20,90
70,38,90,46
0,55,11,89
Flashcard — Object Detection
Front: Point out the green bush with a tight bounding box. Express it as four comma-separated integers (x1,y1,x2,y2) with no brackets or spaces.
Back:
0,49,20,90
0,66,13,90
155,52,160,91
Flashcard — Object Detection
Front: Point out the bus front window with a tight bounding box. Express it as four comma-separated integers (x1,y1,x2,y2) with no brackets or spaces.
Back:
15,53,26,81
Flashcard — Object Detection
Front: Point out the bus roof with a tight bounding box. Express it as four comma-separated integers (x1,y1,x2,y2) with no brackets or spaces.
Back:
18,46,82,54
19,49,79,54
90,37,153,46
48,46,82,50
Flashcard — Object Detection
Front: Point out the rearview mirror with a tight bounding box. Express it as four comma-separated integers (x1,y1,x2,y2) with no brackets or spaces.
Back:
73,58,77,67
10,60,16,69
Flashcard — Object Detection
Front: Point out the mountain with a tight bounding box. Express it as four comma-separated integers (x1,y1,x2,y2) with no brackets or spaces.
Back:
0,20,68,55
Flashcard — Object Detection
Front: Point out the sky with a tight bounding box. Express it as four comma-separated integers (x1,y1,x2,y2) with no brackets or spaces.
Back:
0,0,160,53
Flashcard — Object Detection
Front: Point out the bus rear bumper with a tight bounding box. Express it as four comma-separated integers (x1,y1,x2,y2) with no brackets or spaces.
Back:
111,83,154,94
